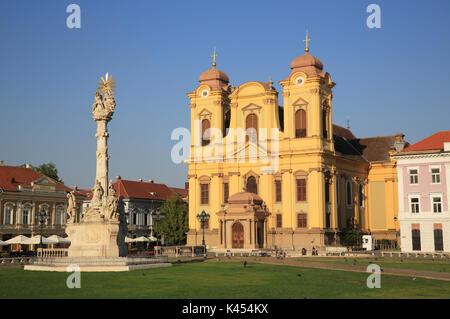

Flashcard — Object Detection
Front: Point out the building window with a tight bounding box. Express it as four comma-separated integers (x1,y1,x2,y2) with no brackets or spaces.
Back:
322,109,328,139
410,197,420,213
431,168,440,184
245,113,258,142
359,184,364,207
276,214,282,228
223,182,229,203
296,178,306,201
432,196,442,213
295,109,306,138
324,178,330,203
246,176,258,194
297,213,307,228
5,207,12,225
200,183,209,205
22,209,29,225
201,119,211,146
346,181,352,206
275,180,282,202
412,228,421,251
434,226,444,251
409,169,418,184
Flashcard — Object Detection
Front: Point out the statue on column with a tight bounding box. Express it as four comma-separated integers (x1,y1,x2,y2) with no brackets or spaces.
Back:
107,180,119,219
91,180,104,208
66,187,78,223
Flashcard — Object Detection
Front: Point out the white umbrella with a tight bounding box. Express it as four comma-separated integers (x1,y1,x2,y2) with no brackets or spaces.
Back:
124,236,134,243
24,235,57,245
47,235,71,244
148,236,158,242
133,236,150,242
5,235,30,244
0,240,7,246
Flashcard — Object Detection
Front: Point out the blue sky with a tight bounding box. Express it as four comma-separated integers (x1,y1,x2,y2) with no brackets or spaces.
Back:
0,0,449,189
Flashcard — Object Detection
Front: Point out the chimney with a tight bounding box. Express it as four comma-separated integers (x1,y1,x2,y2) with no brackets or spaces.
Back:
116,176,121,180
185,182,189,191
0,160,3,166
148,179,154,183
138,178,143,182
25,164,32,169
444,142,450,152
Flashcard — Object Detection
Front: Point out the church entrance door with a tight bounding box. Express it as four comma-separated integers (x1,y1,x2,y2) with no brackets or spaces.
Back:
232,222,244,248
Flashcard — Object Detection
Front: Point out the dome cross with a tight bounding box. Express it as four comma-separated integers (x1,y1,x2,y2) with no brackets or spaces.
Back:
303,31,311,53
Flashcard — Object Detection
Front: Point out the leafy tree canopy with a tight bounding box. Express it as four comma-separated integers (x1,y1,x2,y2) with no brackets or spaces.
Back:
157,195,188,245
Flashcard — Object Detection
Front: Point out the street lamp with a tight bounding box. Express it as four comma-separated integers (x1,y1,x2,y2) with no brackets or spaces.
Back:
196,210,210,247
35,209,48,250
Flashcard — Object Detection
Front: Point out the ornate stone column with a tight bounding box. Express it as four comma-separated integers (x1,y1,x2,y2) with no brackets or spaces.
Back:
66,73,127,258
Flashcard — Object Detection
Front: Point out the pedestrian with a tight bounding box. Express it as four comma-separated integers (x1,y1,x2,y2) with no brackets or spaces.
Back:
312,247,315,256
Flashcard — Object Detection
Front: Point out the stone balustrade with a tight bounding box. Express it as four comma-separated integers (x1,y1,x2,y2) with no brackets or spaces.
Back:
154,245,205,257
37,248,68,257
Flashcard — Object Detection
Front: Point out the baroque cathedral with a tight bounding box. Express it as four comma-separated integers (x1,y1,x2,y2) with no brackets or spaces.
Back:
186,37,408,251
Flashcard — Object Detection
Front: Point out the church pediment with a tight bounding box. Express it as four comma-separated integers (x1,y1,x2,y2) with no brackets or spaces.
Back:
230,140,271,161
198,108,212,120
292,97,308,106
241,103,262,114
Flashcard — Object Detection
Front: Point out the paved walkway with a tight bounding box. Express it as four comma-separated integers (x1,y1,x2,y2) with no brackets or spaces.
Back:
199,256,450,282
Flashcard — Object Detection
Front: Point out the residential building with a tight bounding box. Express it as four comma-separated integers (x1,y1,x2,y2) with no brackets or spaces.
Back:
394,131,450,252
0,163,84,248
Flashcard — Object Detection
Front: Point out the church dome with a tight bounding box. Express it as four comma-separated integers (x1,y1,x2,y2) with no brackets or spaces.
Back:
199,66,229,83
288,52,325,79
290,53,323,71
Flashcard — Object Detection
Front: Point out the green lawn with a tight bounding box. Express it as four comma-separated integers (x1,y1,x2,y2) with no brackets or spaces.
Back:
295,257,450,272
0,261,449,299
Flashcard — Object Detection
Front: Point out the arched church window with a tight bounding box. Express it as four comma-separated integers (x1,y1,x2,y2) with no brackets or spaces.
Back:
245,114,258,142
246,176,258,194
201,119,210,146
295,109,306,138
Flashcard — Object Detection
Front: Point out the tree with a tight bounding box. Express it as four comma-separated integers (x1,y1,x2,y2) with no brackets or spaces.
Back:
20,162,63,183
342,228,363,247
157,194,188,245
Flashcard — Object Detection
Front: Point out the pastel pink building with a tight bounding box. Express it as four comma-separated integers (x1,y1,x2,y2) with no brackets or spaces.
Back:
394,131,450,253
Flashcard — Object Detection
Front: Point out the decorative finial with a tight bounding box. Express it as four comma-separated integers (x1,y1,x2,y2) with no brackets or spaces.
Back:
211,47,218,67
97,72,117,96
303,31,311,53
346,119,350,129
268,77,273,88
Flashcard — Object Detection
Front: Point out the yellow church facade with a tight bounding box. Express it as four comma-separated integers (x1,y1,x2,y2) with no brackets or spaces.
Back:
186,42,407,251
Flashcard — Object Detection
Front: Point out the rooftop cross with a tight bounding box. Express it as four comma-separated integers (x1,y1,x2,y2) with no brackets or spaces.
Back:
211,47,218,67
303,31,311,53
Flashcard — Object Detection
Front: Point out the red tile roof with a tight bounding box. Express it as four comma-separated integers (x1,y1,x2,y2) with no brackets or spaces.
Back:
402,131,450,153
169,187,188,199
113,179,174,201
0,166,72,192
